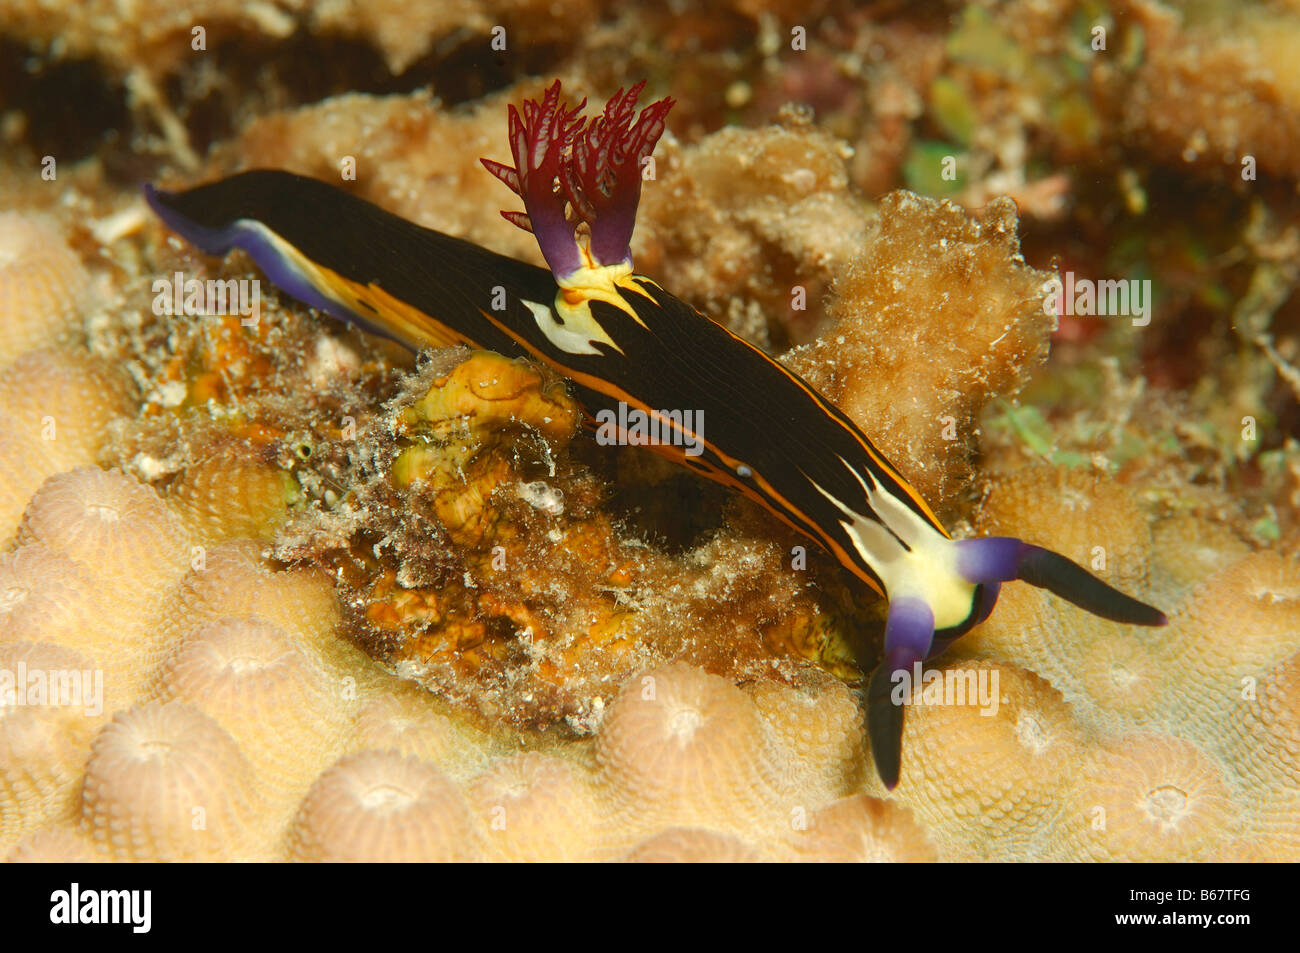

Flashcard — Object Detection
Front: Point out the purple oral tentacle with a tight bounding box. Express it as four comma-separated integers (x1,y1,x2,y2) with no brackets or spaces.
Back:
956,535,1167,627
954,536,1027,584
866,596,935,790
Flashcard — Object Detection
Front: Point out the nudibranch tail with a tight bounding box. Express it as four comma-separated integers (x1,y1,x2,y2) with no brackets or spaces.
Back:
479,79,674,279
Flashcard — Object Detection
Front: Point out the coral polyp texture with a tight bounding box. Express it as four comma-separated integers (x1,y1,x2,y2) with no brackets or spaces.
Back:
3,0,1300,864
80,701,261,862
0,213,92,366
287,751,475,863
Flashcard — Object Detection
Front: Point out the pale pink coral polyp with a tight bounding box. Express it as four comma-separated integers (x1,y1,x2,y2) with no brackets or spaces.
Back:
0,642,105,849
153,617,349,821
288,750,476,862
0,213,91,367
595,662,793,839
1061,733,1239,862
80,701,260,861
469,752,603,862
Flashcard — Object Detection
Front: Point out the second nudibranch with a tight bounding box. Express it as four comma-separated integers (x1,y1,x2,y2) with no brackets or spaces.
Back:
144,80,1167,789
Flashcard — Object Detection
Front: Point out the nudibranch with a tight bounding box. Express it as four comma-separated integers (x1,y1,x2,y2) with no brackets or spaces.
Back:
144,80,1166,789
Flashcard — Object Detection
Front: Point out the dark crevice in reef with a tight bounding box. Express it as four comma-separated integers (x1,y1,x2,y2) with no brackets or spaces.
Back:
572,441,732,556
410,36,570,106
164,31,401,159
0,36,130,162
0,26,574,180
605,472,733,556
172,29,575,162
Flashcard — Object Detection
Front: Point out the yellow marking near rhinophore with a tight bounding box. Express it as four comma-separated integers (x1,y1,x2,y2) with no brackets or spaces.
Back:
522,297,624,356
554,257,655,329
525,258,662,357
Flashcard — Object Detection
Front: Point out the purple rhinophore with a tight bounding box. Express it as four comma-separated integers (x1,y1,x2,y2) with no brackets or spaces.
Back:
955,535,1168,627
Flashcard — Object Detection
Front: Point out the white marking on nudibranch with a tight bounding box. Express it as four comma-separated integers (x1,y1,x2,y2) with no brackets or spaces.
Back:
809,455,978,630
521,297,621,356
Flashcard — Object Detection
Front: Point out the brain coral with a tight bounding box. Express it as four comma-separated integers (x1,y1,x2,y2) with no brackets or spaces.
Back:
885,660,1084,861
783,794,938,863
166,448,298,546
158,538,375,695
152,617,351,830
468,752,604,862
1219,649,1300,858
745,670,866,802
345,688,491,779
0,641,106,851
1160,552,1300,736
594,662,796,844
621,827,762,863
1055,732,1240,863
15,468,191,700
0,350,134,540
5,827,108,863
953,464,1166,727
0,543,104,650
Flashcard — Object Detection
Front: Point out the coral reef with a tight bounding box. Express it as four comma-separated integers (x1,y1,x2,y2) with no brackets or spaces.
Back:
785,191,1053,511
1057,732,1240,863
0,351,134,539
152,617,351,831
2,0,1298,863
0,641,106,846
